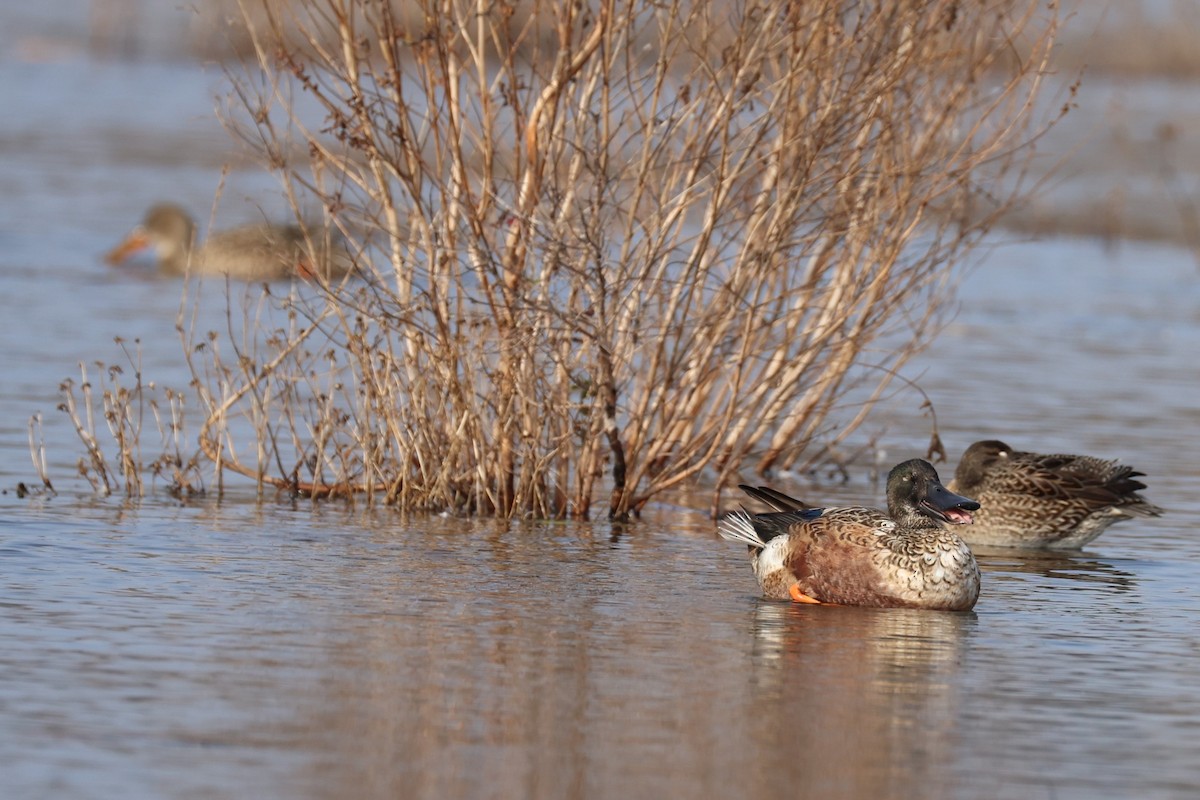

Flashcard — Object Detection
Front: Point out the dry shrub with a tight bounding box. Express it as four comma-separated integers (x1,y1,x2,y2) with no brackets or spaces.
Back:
182,0,1060,518
57,340,205,499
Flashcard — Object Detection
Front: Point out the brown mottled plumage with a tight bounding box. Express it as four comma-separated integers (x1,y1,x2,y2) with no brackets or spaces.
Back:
106,203,354,281
949,439,1164,549
718,460,981,611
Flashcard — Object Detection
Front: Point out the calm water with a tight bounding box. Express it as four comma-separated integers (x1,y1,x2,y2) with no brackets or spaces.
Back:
2,5,1200,799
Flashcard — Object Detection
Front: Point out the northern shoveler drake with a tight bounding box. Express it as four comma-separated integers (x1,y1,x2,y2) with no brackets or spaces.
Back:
718,459,981,611
948,439,1164,549
105,203,353,280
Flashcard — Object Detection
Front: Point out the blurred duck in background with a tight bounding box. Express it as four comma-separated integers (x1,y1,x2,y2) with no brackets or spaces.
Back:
105,203,354,281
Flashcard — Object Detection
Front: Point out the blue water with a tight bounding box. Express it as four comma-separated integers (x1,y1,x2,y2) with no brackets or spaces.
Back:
2,6,1199,800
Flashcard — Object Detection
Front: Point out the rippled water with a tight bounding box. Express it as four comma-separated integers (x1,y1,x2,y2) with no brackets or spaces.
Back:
3,6,1200,799
5,496,1199,799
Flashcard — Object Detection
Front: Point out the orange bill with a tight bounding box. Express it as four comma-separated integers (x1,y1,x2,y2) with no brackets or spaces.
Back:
104,229,150,265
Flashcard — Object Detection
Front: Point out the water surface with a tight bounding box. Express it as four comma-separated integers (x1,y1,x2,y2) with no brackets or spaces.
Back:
2,6,1199,800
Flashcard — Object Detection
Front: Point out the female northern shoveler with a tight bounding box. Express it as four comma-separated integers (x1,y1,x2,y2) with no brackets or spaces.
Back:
105,203,353,280
718,459,981,611
948,439,1163,549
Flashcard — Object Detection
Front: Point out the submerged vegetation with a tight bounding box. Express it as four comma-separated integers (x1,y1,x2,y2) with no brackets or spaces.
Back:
62,0,1060,519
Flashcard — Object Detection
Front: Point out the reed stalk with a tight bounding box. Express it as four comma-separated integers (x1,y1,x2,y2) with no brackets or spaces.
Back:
71,0,1063,519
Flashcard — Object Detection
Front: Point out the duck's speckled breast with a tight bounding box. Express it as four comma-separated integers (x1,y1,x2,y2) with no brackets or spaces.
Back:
869,532,980,611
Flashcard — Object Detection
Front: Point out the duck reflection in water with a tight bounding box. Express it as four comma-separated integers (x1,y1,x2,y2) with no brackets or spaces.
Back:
742,601,975,797
972,545,1137,594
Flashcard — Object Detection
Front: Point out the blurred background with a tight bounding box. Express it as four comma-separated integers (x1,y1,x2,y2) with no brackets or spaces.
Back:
7,0,1200,253
2,3,1199,799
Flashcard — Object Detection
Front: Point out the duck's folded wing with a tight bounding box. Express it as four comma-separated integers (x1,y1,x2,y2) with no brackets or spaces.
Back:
1010,454,1151,507
782,507,894,548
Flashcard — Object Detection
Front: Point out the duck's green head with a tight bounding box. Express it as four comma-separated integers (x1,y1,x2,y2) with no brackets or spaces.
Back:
887,458,980,527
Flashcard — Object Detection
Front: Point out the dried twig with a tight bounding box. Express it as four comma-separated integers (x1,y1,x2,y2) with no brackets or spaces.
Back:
119,0,1061,518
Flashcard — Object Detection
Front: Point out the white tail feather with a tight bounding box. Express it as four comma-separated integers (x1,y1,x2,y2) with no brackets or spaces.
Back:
717,510,766,549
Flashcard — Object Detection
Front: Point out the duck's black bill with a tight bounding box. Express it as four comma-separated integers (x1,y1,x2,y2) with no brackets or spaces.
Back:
922,482,980,525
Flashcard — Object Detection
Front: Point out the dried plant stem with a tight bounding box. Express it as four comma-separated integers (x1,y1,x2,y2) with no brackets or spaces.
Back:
58,342,206,498
82,0,1062,518
27,414,54,494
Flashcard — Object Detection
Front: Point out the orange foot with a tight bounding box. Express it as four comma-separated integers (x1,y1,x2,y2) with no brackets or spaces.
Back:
789,583,822,604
